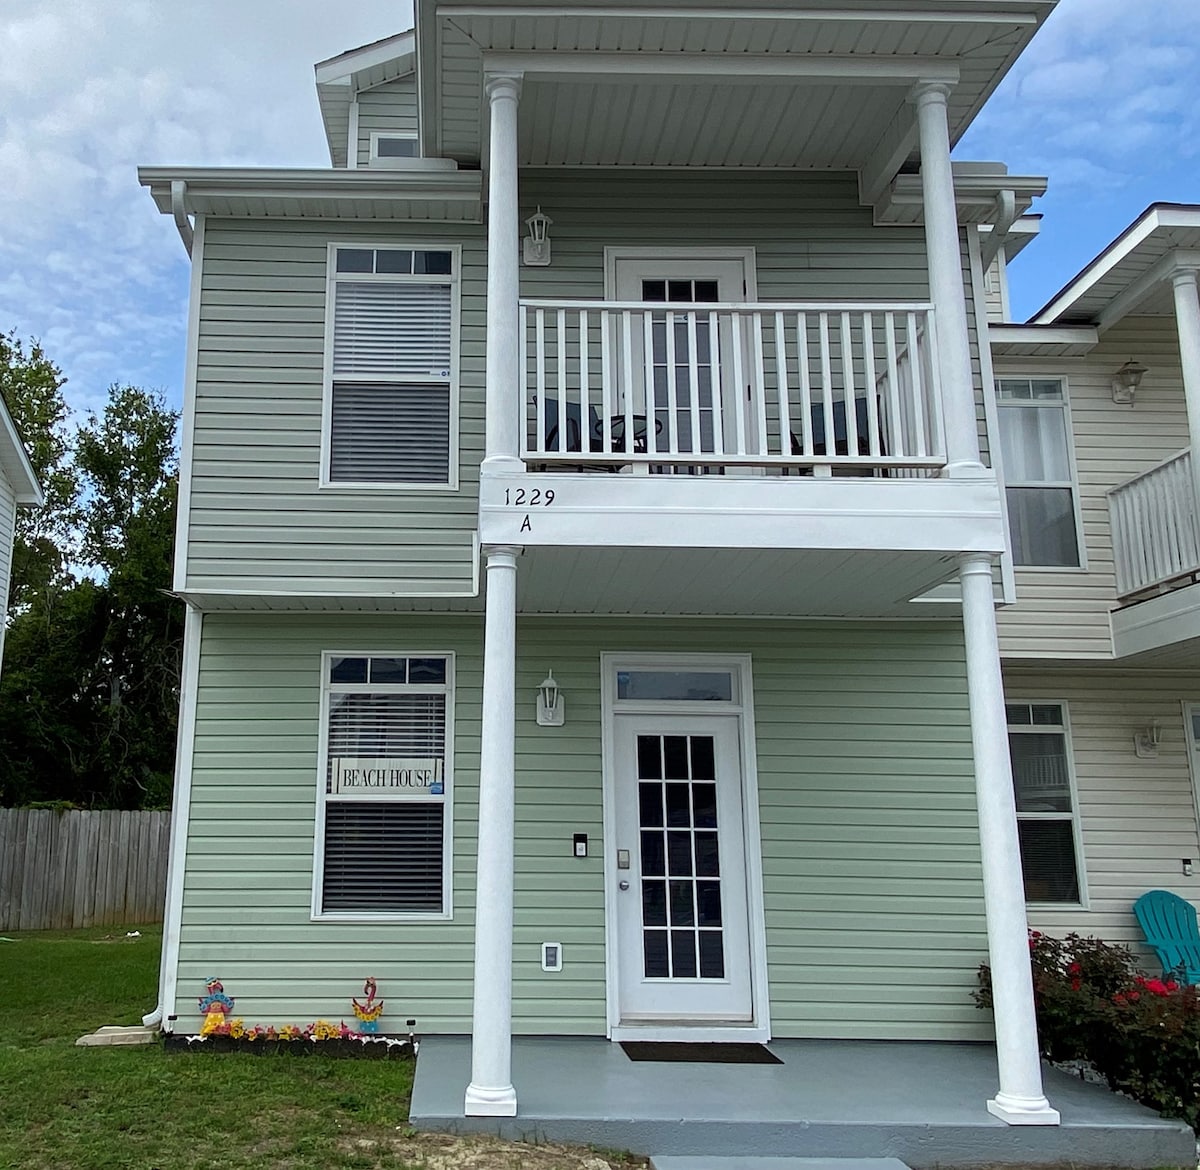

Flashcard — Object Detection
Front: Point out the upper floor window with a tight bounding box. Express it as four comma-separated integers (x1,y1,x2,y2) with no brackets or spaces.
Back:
1007,700,1083,905
370,133,419,163
996,378,1081,567
324,244,458,488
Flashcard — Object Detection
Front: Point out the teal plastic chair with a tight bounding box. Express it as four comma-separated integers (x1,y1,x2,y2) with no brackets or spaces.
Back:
1133,890,1200,984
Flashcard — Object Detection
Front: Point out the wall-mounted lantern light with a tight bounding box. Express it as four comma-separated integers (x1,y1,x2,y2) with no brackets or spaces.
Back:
1134,719,1162,759
537,670,564,726
523,206,552,266
1112,359,1149,405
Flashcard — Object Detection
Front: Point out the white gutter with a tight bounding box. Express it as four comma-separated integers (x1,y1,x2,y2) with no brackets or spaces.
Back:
170,180,194,257
979,188,1017,270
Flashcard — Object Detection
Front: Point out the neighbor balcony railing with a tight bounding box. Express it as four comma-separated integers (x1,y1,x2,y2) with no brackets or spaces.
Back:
519,300,946,473
1108,449,1200,598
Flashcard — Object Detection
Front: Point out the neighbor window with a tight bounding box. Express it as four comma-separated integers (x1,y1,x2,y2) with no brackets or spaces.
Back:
1007,701,1082,904
325,245,457,486
315,653,453,917
996,378,1080,567
370,134,420,162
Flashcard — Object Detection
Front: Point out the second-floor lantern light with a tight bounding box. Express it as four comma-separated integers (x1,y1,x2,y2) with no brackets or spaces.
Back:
523,206,553,266
1112,358,1149,405
536,670,564,726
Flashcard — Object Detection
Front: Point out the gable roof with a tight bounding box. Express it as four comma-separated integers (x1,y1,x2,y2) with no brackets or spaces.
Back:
315,29,416,167
1032,204,1200,328
0,395,44,507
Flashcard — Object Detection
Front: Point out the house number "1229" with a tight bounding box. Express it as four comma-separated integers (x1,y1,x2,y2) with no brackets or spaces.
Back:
504,488,555,506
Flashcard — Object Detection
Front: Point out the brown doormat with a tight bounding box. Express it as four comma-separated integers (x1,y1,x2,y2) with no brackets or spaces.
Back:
620,1041,782,1064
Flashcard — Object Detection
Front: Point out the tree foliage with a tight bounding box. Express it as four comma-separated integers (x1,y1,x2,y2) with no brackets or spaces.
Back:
0,335,181,809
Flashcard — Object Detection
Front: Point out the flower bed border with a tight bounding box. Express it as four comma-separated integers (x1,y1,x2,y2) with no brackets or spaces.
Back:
164,1033,416,1059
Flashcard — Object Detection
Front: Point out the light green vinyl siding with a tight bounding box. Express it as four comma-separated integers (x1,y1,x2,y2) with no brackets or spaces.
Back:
188,218,485,596
176,613,986,1041
357,78,419,166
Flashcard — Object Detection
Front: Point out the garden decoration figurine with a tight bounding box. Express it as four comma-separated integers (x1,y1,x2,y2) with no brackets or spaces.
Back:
198,977,234,1035
351,977,384,1033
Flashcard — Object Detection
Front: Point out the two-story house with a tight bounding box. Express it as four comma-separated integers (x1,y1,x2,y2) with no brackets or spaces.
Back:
986,205,1200,945
134,0,1113,1140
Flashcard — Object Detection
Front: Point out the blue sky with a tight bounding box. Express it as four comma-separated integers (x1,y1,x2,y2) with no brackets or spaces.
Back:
0,0,1197,418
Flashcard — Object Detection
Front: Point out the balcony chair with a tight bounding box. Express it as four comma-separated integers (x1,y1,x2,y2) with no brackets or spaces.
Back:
1132,889,1200,984
788,398,882,476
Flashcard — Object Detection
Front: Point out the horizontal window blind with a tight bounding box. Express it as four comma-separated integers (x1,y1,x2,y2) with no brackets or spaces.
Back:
333,281,452,377
327,693,446,782
322,803,444,912
330,383,450,482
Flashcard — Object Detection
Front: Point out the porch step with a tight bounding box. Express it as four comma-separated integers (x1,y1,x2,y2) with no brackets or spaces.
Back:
650,1160,911,1170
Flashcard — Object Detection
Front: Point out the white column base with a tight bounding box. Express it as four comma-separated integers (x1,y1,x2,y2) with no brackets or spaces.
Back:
942,459,990,479
988,1094,1061,1126
482,453,526,474
465,1082,518,1117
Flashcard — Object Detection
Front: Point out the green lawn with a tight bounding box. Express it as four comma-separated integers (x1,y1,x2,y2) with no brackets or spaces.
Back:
0,926,634,1170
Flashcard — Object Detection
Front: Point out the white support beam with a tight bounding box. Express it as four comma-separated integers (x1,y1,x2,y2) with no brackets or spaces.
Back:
480,50,960,86
959,553,1060,1127
859,109,918,209
1097,248,1200,333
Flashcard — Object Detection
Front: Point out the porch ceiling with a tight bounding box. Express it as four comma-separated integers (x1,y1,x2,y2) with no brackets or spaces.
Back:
417,1,1056,178
514,546,961,617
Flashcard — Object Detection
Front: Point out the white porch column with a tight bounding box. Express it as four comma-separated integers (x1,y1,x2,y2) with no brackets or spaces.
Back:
959,553,1059,1125
1170,267,1200,512
913,82,985,477
483,71,524,471
465,543,522,1116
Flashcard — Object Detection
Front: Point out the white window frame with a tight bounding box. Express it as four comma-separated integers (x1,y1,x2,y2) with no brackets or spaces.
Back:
320,241,461,492
1007,697,1088,909
1184,701,1200,837
369,131,420,166
311,649,455,922
995,374,1087,571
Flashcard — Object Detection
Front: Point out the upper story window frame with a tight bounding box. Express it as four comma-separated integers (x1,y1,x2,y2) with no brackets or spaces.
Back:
994,373,1087,572
319,241,461,492
368,131,420,166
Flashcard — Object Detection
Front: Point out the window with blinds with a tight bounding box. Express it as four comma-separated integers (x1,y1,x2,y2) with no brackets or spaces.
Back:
315,652,453,917
1007,701,1083,904
325,246,456,486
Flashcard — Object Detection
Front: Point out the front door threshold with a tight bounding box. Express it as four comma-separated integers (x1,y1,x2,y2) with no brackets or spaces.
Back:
611,1024,770,1044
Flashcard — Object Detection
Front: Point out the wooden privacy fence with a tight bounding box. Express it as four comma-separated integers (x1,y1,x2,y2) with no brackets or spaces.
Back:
0,808,170,931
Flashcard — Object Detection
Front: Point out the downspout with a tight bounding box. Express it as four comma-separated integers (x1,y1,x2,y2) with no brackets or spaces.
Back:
979,188,1017,271
171,180,194,257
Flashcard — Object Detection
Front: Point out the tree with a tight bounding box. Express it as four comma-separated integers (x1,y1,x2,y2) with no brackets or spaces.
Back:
0,348,182,809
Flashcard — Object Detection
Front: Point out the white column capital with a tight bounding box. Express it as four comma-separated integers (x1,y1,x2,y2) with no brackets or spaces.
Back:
910,79,953,107
484,71,524,103
958,552,994,579
1171,266,1200,291
483,544,523,567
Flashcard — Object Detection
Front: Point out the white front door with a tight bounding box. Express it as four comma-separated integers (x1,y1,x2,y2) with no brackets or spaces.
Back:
613,714,753,1024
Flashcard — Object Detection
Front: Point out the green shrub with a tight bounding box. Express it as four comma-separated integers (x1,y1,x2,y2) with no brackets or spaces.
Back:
976,931,1200,1128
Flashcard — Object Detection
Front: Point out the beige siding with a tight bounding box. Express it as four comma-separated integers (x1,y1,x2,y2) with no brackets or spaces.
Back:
996,317,1190,659
176,614,988,1042
1006,666,1200,961
356,77,419,167
982,253,1008,323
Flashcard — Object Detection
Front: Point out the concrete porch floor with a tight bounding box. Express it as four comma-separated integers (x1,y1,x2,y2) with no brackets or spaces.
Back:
409,1037,1195,1168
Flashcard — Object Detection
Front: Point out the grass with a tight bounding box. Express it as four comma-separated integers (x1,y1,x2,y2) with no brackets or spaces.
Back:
0,925,641,1169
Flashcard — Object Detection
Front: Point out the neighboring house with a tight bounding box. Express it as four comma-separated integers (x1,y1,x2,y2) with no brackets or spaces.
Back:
986,205,1200,948
137,0,1080,1127
0,395,44,666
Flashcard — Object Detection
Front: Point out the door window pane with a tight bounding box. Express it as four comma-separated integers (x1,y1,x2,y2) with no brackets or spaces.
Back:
617,671,734,701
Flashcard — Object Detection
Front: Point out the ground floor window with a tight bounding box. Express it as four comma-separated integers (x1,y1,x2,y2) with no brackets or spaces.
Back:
313,652,452,918
1006,700,1083,904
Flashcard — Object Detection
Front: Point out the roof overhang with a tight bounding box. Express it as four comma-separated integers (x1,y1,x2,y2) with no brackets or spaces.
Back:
988,324,1099,359
138,166,482,225
315,30,416,167
0,396,43,507
416,0,1055,192
875,165,1046,227
1033,204,1200,329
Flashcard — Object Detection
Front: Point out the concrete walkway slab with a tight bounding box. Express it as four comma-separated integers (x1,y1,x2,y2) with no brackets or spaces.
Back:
649,1158,912,1170
409,1037,1194,1168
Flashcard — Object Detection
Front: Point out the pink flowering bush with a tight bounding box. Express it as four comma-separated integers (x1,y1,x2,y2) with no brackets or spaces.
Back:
976,931,1200,1127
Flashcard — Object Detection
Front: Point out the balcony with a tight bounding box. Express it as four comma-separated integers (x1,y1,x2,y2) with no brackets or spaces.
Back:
518,299,945,475
1108,450,1200,662
477,298,1007,618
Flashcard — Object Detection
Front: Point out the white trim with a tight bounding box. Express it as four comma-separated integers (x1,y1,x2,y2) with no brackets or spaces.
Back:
968,225,1016,605
172,215,204,592
310,649,456,922
316,30,416,85
154,605,203,1032
369,130,421,167
994,374,1087,572
0,396,42,506
599,651,770,1043
319,241,461,492
603,245,758,302
1184,701,1200,844
1006,697,1089,911
347,98,360,169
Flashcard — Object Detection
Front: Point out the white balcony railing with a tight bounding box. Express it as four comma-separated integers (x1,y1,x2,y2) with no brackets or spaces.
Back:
1108,449,1200,598
519,300,945,473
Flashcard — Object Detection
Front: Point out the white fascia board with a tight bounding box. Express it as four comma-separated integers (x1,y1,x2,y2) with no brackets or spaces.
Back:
0,395,43,506
988,324,1099,356
314,30,416,85
441,2,1048,23
416,0,440,159
878,171,1046,225
1111,582,1200,660
1033,205,1200,325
